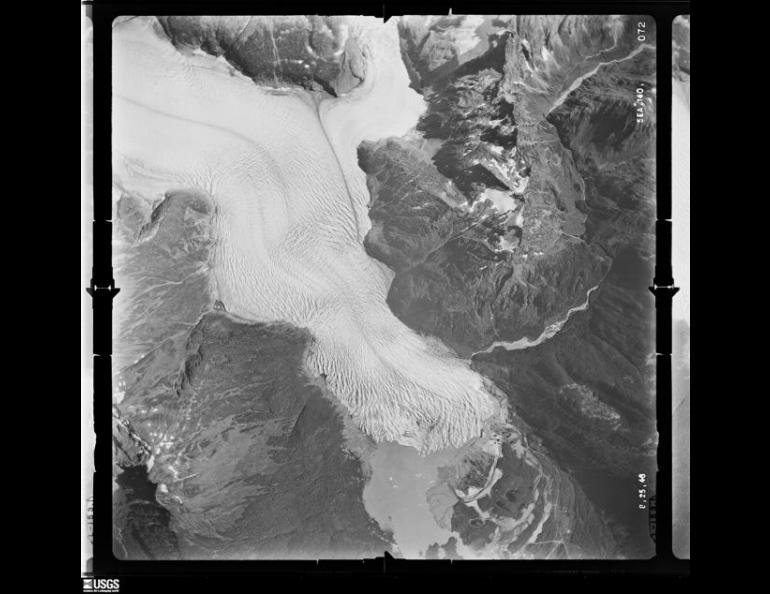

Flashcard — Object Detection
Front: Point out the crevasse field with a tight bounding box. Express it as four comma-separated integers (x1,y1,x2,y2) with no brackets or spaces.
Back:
112,17,501,453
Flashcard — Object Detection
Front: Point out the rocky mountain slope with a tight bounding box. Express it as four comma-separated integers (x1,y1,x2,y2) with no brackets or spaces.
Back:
156,16,366,96
360,16,652,355
359,14,657,556
112,190,389,558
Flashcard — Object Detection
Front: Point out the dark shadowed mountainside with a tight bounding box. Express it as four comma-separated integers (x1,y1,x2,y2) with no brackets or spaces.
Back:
157,16,366,96
112,189,390,559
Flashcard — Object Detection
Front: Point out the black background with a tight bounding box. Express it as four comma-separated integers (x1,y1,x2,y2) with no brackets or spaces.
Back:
83,0,692,585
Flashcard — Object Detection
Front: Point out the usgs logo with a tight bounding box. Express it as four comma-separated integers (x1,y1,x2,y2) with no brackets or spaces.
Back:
82,578,120,592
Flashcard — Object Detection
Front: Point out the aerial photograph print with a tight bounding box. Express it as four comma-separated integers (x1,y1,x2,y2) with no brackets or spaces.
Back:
107,13,660,561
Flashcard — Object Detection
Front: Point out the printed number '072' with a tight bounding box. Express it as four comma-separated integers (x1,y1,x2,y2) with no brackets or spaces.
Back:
637,21,647,42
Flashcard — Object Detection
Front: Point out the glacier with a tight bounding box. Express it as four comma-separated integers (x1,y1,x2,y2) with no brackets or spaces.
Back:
112,16,502,453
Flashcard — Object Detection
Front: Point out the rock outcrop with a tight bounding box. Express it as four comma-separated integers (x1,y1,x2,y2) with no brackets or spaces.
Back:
157,16,366,96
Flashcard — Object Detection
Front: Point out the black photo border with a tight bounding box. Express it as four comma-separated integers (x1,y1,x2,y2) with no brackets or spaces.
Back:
84,0,692,582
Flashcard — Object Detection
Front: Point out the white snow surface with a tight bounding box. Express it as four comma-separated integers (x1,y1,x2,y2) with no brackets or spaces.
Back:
112,16,500,453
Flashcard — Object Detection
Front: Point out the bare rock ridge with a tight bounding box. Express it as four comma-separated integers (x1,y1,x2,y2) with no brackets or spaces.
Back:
157,16,366,96
360,16,651,355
